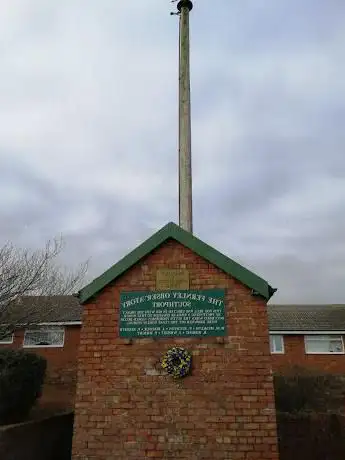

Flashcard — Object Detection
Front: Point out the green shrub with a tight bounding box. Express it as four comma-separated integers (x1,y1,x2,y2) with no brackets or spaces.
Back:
0,348,47,424
274,374,312,412
274,370,345,414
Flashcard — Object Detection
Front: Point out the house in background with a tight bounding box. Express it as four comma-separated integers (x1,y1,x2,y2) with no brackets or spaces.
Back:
1,296,345,392
268,304,345,374
0,295,82,391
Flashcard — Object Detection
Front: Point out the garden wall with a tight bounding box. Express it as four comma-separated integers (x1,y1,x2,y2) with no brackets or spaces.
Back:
0,411,73,460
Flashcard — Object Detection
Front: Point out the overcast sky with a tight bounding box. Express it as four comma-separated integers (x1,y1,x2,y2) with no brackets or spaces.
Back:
1,1,344,303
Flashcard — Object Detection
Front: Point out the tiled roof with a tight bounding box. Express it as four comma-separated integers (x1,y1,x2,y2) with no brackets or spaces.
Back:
0,295,82,325
268,304,345,332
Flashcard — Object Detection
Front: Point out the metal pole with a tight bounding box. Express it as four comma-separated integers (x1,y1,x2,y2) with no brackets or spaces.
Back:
177,0,193,233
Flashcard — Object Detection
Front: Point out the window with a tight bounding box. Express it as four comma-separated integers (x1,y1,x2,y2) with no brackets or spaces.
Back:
270,334,284,354
0,333,14,344
23,327,65,348
305,335,344,354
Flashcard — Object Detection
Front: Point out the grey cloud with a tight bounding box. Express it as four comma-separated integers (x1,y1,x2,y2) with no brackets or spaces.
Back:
1,0,345,303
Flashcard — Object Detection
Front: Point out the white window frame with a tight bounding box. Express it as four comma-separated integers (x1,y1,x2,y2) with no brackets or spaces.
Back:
0,333,14,344
304,334,344,355
23,327,65,348
269,334,285,354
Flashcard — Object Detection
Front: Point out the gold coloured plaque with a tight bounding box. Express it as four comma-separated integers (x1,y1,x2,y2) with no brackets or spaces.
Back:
156,269,190,290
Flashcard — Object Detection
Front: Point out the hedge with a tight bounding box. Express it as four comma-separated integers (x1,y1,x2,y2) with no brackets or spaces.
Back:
0,348,47,425
274,370,345,414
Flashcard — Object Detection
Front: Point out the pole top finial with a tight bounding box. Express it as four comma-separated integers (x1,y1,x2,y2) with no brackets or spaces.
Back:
177,0,193,12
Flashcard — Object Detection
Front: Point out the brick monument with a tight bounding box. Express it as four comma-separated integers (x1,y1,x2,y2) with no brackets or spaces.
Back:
72,222,279,459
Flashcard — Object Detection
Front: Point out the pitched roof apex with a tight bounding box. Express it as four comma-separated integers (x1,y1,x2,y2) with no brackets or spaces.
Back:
79,222,276,304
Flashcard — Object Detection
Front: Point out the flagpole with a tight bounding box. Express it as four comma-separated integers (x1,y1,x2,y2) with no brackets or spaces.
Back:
175,1,193,233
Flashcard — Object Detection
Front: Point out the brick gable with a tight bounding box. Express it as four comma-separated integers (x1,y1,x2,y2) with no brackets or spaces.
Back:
72,240,279,459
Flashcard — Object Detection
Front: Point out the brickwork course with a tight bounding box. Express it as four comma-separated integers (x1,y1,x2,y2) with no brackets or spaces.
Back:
72,223,279,459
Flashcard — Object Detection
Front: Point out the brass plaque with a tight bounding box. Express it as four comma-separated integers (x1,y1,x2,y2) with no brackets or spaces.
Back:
156,269,190,290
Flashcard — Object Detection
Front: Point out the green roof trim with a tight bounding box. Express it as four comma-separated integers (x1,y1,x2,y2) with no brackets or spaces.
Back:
79,222,277,304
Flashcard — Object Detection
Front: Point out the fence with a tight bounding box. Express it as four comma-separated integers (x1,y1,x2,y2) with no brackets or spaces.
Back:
0,411,73,460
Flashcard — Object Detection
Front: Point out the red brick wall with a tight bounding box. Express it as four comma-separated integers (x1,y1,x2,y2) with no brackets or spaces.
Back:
72,239,279,460
271,335,345,375
0,326,80,387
